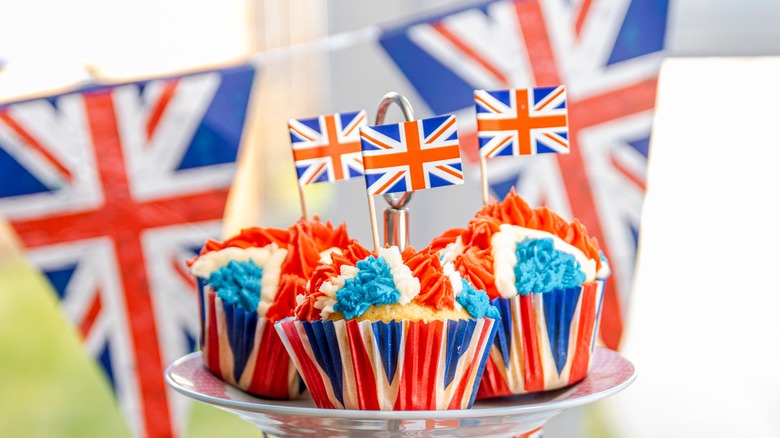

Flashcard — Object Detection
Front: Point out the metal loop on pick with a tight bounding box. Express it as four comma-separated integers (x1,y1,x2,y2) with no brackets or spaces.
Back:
374,92,415,209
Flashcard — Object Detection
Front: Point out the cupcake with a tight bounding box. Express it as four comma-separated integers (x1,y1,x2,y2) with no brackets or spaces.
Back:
188,217,350,399
430,189,610,398
275,242,500,410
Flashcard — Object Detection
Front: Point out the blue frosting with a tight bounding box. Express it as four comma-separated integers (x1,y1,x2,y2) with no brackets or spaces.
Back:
333,256,400,319
514,238,585,295
457,279,500,319
206,260,263,312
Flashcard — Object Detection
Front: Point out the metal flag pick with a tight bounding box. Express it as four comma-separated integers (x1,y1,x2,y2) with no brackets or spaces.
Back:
360,92,464,251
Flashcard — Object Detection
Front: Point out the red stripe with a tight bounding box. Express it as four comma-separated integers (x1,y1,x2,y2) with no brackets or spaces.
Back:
519,294,545,392
145,79,178,142
375,170,405,194
447,321,491,409
485,135,513,158
514,1,560,87
431,23,509,86
425,116,455,144
574,0,594,37
0,112,73,181
435,164,462,180
536,86,565,110
345,320,380,410
206,292,222,377
475,94,502,113
289,125,316,142
342,113,365,137
279,321,334,409
80,91,173,437
568,282,598,384
172,257,197,291
305,162,328,185
79,293,102,337
396,321,442,410
247,322,294,398
611,153,646,191
475,355,511,399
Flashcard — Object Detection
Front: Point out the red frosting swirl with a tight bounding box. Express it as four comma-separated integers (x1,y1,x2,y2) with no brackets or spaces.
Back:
431,188,603,300
403,248,455,311
190,227,290,262
191,216,351,321
295,242,459,321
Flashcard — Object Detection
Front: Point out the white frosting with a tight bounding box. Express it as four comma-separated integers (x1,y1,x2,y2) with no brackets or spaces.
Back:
319,247,342,265
444,261,464,311
439,236,465,264
317,264,359,319
596,256,611,279
190,244,288,317
491,224,597,298
379,246,420,305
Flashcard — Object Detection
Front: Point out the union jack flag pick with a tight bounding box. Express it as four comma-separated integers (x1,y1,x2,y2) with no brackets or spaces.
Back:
359,114,463,195
288,111,367,186
475,86,569,157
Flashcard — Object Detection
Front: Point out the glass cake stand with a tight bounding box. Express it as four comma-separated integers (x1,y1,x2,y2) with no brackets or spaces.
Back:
165,347,634,437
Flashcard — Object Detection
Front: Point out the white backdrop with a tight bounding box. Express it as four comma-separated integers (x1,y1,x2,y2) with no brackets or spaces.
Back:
601,57,780,437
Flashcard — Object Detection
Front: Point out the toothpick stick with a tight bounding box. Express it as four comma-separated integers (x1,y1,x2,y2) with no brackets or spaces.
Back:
297,183,309,220
480,155,490,206
367,193,381,251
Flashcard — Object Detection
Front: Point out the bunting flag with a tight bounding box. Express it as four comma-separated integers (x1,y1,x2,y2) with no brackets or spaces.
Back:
288,110,367,185
379,0,670,349
359,114,463,195
0,64,256,437
475,86,569,157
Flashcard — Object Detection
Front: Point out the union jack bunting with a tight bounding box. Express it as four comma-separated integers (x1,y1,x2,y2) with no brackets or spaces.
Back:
288,111,366,186
359,115,463,195
379,0,670,349
0,64,256,437
475,86,569,157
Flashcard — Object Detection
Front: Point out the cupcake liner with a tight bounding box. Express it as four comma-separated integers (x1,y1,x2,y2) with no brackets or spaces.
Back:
477,279,605,399
197,280,306,399
275,317,498,410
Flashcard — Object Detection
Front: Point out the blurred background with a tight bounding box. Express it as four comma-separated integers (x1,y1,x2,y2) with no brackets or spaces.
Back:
0,0,779,437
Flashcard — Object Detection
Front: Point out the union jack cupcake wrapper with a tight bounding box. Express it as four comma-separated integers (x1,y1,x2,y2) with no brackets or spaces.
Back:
275,317,499,410
197,279,306,399
477,280,605,398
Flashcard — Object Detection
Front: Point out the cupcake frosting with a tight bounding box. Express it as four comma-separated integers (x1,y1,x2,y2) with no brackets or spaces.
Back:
189,217,350,321
296,242,499,321
430,189,606,299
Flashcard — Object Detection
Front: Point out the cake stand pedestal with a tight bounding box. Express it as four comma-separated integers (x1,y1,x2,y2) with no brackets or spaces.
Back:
165,347,633,437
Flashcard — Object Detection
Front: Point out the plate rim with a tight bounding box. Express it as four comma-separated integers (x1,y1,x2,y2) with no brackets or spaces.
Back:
165,347,636,420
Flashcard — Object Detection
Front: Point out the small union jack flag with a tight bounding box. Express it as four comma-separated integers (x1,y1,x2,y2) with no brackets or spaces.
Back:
359,115,463,195
475,86,569,158
288,111,366,186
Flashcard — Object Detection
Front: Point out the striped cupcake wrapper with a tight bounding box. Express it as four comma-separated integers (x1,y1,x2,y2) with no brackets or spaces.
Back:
275,317,498,410
197,279,306,399
477,279,606,398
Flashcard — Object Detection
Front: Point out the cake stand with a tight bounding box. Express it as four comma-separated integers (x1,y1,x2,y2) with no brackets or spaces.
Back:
165,347,634,437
